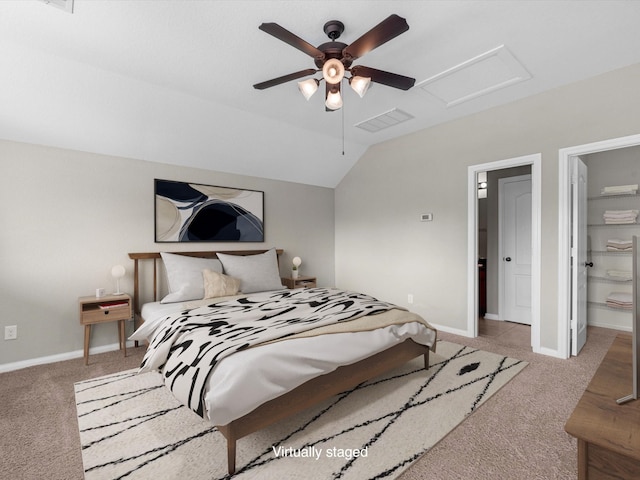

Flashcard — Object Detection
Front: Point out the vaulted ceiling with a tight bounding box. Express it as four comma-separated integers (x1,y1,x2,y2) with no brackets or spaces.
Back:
2,1,640,187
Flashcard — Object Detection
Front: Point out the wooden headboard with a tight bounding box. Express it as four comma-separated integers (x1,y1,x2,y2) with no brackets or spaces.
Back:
127,249,283,322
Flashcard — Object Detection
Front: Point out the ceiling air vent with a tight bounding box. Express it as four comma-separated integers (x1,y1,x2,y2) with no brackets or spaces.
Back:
39,0,74,13
354,108,414,133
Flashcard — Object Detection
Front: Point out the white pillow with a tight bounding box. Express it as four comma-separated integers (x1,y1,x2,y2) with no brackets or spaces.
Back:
217,249,284,294
160,252,223,303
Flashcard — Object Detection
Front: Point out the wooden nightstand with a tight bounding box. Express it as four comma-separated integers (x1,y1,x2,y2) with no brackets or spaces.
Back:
79,293,132,365
281,275,317,289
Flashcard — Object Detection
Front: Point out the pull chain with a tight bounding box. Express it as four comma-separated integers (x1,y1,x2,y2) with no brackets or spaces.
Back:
341,98,345,156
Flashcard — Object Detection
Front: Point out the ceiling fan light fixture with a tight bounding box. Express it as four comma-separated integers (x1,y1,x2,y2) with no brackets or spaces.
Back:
349,75,371,98
325,88,343,110
297,78,319,100
255,15,415,112
322,58,345,85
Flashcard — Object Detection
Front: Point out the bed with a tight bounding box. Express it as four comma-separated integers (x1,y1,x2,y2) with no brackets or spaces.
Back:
128,248,437,474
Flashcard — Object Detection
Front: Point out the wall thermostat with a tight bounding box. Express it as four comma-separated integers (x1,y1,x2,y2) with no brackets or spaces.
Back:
421,213,433,222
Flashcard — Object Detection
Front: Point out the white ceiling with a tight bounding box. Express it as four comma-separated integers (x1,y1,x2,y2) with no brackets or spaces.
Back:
1,1,640,187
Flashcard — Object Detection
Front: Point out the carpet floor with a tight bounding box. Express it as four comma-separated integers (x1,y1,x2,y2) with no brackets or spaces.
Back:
74,341,526,480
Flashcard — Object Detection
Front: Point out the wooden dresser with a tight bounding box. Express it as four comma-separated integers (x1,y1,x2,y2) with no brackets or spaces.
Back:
565,334,640,479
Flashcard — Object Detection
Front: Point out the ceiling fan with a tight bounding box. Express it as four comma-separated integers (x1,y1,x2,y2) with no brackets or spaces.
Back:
253,14,416,111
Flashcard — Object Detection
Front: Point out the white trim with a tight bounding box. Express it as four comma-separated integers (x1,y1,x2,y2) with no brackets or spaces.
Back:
0,341,135,373
429,322,473,337
468,154,542,353
498,176,505,323
557,133,640,359
483,313,500,321
536,346,566,359
587,320,632,332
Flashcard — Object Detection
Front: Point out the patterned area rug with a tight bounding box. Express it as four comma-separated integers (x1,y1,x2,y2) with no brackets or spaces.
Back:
74,341,526,480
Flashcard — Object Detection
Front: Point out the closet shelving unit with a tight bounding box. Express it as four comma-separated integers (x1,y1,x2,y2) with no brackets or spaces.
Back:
587,192,639,316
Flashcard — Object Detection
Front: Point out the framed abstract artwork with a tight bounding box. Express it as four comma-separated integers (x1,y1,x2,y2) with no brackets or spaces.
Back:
154,179,264,242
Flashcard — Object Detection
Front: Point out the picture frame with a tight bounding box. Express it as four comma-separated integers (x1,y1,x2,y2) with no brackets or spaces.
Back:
154,179,264,242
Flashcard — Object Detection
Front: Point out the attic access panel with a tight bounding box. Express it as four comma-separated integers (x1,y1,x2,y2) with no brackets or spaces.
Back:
418,45,531,107
39,0,74,13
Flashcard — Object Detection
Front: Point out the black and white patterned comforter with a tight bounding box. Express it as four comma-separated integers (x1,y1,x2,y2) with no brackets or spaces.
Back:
139,287,401,418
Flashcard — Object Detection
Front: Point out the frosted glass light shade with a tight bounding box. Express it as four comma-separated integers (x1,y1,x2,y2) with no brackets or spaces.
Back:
298,79,319,100
322,58,345,85
292,256,302,268
111,265,125,279
325,89,343,110
111,264,125,295
349,76,371,98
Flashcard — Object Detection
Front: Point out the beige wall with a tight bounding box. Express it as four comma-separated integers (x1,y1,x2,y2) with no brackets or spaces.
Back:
335,62,640,354
3,62,640,367
0,140,334,367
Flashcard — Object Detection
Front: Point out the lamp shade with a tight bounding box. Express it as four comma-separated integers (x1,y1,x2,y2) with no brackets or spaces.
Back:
349,76,371,98
111,264,125,295
111,265,125,279
292,256,302,268
325,89,343,110
298,78,319,100
322,58,345,85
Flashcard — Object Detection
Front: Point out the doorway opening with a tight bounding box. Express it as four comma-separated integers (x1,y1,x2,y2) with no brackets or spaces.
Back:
558,133,640,358
467,154,542,353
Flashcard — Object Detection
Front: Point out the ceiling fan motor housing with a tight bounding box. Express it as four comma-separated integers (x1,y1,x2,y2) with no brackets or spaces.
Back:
315,41,350,68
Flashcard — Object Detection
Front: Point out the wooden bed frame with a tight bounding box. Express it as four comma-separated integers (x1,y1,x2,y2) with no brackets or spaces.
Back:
128,249,434,474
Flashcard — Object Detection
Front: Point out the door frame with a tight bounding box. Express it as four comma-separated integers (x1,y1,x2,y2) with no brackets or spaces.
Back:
467,153,541,352
558,133,640,359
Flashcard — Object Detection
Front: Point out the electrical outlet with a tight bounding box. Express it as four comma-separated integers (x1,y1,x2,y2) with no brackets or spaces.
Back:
407,294,414,304
4,325,17,340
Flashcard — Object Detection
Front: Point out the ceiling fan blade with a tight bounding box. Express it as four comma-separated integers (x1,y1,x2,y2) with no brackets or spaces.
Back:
253,68,318,90
350,65,415,91
342,14,409,61
259,23,326,60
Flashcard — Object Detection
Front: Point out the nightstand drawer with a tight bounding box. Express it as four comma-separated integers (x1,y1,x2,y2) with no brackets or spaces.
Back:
82,304,131,324
281,275,317,289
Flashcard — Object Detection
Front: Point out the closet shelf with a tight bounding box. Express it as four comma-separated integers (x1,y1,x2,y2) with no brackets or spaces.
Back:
588,275,632,284
588,192,640,201
587,223,639,228
587,301,633,313
590,250,632,257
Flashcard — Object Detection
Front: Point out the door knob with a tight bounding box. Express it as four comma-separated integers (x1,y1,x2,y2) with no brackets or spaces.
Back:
585,262,594,268
504,257,512,262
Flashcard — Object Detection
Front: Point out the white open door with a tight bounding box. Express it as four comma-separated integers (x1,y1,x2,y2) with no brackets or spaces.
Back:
571,156,588,355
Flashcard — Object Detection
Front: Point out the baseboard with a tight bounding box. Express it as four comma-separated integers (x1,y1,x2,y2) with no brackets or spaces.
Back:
483,313,500,321
0,340,137,373
587,320,632,332
429,322,473,337
534,345,565,359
